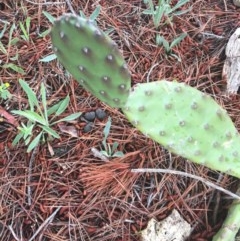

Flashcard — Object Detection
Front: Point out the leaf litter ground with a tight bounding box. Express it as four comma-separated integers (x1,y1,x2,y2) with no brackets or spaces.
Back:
1,0,240,240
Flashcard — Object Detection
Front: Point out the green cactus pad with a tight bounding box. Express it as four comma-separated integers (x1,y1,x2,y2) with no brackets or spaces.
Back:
51,14,131,108
212,187,240,241
123,81,240,178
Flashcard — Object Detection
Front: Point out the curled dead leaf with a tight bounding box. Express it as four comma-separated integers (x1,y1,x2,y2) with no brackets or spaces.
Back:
58,123,78,138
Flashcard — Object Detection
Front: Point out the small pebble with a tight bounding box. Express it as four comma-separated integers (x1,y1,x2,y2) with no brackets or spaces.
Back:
84,111,96,122
83,122,94,133
95,108,107,120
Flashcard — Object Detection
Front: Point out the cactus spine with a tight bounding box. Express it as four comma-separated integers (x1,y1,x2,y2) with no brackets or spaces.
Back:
51,14,240,241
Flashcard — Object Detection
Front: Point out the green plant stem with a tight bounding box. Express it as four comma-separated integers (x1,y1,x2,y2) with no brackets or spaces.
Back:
212,186,240,241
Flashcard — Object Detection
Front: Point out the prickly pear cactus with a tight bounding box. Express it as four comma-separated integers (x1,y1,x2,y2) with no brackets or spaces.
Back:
51,14,131,108
212,187,240,241
123,81,240,179
51,14,240,179
51,12,240,241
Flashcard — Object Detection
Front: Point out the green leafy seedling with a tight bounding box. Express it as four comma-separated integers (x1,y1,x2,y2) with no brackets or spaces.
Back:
2,63,25,74
100,117,124,158
43,10,56,24
12,79,81,152
156,32,187,60
0,82,11,100
19,16,31,42
12,121,35,146
143,0,191,28
0,21,8,39
0,22,24,74
143,0,166,28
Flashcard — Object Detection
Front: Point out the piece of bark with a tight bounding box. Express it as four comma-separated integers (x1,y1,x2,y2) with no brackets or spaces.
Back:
222,28,240,94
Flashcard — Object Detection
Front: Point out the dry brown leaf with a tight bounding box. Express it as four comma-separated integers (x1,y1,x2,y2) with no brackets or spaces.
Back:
58,123,79,138
0,106,18,127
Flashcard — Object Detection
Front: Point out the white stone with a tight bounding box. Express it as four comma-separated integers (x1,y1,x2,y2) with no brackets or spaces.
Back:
141,209,191,241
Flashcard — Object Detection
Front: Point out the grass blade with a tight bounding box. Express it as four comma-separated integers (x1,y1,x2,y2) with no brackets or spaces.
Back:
27,132,42,152
153,5,166,27
39,54,57,62
52,112,82,124
40,125,60,138
174,6,192,16
112,151,124,157
47,99,64,116
170,33,187,49
89,5,101,21
55,95,70,116
12,132,24,146
19,79,39,111
42,11,56,24
3,63,25,74
19,21,29,41
102,117,111,149
156,35,170,52
79,10,87,19
26,17,31,33
40,83,48,125
12,110,47,126
142,9,154,14
0,22,8,39
171,0,190,12
112,141,119,152
8,23,16,51
0,41,7,54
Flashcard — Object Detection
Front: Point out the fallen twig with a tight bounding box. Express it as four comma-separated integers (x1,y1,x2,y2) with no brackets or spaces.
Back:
131,168,240,200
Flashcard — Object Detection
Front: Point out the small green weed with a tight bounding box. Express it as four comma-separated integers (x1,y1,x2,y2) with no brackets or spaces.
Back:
19,16,31,42
2,63,25,74
12,79,81,152
0,82,11,100
0,21,9,55
143,0,191,28
100,117,124,158
13,121,35,147
0,21,26,74
143,0,190,50
156,32,187,61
